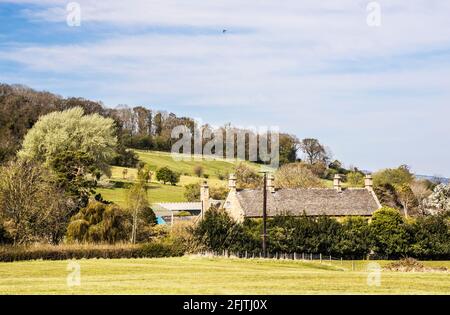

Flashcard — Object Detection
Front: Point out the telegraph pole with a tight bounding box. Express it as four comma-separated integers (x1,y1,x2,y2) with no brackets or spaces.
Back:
260,171,268,258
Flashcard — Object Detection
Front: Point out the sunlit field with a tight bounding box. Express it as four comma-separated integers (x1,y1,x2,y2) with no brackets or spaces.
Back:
0,257,449,295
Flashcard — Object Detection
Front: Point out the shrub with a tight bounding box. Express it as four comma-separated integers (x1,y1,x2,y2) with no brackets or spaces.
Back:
274,162,324,188
66,219,90,243
193,165,204,177
192,206,240,252
111,146,139,168
337,217,371,258
156,167,180,185
139,240,184,258
170,221,199,253
235,163,262,189
140,206,157,226
184,183,200,201
66,200,132,244
370,207,408,259
406,212,450,259
216,171,227,181
346,172,365,187
210,186,228,200
0,242,185,262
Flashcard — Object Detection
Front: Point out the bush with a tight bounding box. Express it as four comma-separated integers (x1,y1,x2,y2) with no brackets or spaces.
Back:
66,219,90,243
184,183,200,201
337,217,370,258
406,212,450,259
346,171,365,187
139,240,184,258
193,165,204,177
0,242,184,262
274,162,324,188
192,206,240,252
66,200,132,244
184,183,228,202
156,167,180,185
370,207,408,259
210,186,228,200
111,146,139,168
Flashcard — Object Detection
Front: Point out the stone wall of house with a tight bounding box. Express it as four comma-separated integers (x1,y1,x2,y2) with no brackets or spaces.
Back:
223,191,245,222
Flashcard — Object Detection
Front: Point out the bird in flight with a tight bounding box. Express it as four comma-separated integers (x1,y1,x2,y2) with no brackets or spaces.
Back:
222,29,227,33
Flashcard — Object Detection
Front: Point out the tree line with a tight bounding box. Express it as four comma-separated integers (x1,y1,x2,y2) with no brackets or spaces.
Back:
193,207,450,260
0,83,299,167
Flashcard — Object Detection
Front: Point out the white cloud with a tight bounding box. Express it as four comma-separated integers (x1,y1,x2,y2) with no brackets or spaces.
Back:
1,0,450,175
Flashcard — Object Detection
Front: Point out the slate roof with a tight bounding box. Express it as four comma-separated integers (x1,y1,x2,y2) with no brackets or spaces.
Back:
235,188,380,217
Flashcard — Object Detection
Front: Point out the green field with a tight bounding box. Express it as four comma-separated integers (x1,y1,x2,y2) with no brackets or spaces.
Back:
97,150,261,206
0,257,449,294
135,150,260,177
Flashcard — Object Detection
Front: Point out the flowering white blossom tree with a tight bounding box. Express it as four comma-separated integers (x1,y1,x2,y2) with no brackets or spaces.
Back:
423,184,450,215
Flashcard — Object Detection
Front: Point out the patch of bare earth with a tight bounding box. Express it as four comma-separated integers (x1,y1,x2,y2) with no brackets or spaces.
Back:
384,258,448,272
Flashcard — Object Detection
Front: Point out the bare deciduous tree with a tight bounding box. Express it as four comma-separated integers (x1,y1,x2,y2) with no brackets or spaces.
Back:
299,138,330,164
126,181,149,244
0,161,69,244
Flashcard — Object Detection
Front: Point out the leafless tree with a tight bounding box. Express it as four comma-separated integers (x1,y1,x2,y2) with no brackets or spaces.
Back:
299,138,330,164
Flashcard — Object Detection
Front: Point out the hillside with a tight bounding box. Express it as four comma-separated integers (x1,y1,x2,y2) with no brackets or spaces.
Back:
96,150,261,206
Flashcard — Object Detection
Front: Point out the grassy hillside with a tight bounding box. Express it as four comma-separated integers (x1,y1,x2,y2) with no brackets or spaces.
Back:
135,150,259,177
96,150,261,206
1,257,449,294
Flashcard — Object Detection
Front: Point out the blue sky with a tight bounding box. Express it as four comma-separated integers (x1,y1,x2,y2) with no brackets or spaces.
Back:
1,0,450,176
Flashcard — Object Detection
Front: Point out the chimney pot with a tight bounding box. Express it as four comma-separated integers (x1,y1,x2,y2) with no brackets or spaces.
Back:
333,174,342,192
228,174,237,191
200,181,210,215
365,174,373,191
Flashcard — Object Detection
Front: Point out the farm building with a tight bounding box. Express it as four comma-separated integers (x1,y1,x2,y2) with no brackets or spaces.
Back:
219,174,382,222
152,193,222,225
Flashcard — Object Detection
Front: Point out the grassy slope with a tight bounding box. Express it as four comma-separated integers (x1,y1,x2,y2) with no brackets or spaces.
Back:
97,150,260,206
135,150,258,177
0,257,449,294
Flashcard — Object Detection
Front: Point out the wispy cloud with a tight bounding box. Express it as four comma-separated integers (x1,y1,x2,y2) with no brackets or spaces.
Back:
0,0,450,176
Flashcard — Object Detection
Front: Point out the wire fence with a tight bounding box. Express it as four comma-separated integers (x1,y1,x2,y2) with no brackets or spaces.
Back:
194,250,372,270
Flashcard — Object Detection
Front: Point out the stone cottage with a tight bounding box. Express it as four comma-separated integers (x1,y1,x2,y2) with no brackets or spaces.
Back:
219,173,382,222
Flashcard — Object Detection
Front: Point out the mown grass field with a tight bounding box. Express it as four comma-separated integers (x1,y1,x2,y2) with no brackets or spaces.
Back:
0,257,449,294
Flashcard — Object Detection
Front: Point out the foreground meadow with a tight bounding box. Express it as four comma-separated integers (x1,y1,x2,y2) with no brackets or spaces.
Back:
0,257,449,295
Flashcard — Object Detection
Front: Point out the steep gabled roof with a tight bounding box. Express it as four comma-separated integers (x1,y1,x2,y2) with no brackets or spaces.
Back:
235,188,380,217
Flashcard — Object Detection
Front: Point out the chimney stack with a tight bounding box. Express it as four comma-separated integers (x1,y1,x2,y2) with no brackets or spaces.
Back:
200,181,210,215
365,175,373,191
333,174,342,192
228,174,237,192
267,173,275,193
